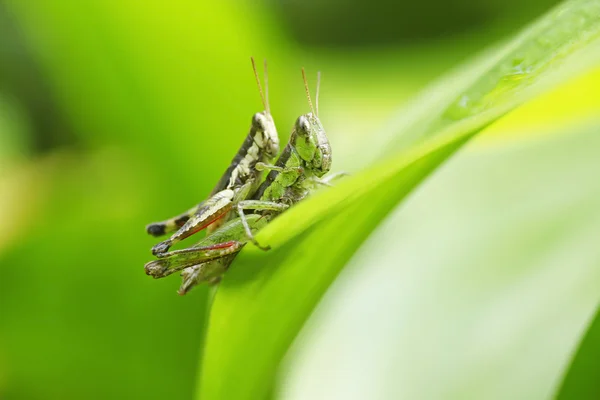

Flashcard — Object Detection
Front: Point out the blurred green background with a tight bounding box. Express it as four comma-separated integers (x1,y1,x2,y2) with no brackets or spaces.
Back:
0,0,592,399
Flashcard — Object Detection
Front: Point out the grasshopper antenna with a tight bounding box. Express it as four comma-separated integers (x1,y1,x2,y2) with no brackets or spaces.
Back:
301,67,315,116
263,59,270,115
315,71,321,117
251,57,268,114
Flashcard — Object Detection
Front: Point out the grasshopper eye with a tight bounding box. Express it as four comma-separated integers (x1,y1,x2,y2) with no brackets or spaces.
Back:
252,112,267,130
297,115,311,134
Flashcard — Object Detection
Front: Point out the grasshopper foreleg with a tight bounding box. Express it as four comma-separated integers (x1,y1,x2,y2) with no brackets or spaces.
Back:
308,171,349,187
151,189,235,256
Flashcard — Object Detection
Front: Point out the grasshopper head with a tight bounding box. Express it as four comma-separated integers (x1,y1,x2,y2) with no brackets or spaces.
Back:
294,112,331,178
250,58,279,160
252,111,280,159
293,68,331,178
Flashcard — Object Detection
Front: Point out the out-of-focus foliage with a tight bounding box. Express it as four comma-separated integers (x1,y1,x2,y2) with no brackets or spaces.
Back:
1,0,599,399
0,1,288,398
272,0,561,46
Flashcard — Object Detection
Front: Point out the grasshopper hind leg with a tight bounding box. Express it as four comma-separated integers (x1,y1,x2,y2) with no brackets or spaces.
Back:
146,203,203,237
151,189,236,256
145,240,244,278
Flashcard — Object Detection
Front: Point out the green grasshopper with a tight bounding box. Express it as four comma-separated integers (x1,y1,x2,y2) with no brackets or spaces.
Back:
145,69,340,294
146,58,279,255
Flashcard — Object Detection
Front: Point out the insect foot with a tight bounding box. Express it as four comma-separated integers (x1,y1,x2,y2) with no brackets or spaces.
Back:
253,239,271,251
144,260,168,278
151,241,172,256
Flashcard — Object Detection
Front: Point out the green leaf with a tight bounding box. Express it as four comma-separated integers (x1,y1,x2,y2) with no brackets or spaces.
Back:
198,1,600,399
556,305,600,399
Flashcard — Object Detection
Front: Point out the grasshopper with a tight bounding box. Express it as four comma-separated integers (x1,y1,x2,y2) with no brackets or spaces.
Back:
145,69,341,294
146,58,279,255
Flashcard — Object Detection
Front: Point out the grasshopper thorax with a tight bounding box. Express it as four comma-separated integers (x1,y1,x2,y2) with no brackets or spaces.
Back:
252,111,279,159
293,112,331,178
